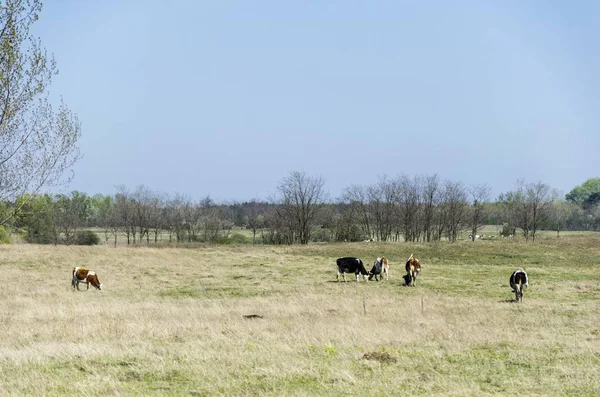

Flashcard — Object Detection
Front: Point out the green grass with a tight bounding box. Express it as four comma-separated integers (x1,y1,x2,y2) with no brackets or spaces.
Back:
0,236,599,395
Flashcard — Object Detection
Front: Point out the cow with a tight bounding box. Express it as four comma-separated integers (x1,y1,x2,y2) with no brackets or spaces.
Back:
510,269,528,302
405,254,421,287
336,257,369,282
72,267,102,291
368,257,390,281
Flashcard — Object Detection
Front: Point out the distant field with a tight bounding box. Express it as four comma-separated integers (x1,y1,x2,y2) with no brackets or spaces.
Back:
87,225,600,246
0,236,599,395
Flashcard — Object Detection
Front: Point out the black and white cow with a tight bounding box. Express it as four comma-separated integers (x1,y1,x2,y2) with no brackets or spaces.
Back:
336,257,369,282
510,269,529,302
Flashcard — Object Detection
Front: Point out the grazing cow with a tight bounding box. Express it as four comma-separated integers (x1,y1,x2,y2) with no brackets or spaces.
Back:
336,257,369,282
405,254,421,287
368,257,390,281
510,269,528,302
72,267,102,291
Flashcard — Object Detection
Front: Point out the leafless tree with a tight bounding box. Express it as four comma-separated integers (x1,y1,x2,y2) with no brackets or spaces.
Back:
468,183,491,241
368,176,398,241
114,185,133,244
421,174,440,242
275,171,326,244
147,190,166,243
0,1,81,225
397,175,422,242
341,185,372,240
245,199,265,244
526,181,555,242
131,185,153,243
440,180,468,242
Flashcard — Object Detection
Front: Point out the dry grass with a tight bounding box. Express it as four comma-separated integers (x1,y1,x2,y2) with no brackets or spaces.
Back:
0,237,599,396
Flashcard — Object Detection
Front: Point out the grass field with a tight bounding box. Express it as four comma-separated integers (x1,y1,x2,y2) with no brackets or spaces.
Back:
0,235,599,396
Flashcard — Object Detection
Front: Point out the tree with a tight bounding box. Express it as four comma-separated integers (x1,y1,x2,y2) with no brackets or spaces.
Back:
275,171,326,244
468,183,491,241
114,185,133,244
498,180,555,242
566,178,600,211
526,182,555,242
421,174,440,242
52,191,90,244
244,199,265,245
0,1,81,224
441,180,468,242
341,184,372,240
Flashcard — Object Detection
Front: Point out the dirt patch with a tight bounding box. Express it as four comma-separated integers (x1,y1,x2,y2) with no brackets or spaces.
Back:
242,314,263,319
362,352,397,364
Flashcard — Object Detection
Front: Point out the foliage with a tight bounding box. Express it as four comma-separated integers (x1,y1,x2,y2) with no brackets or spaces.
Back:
73,230,100,245
228,233,252,244
17,194,56,244
566,178,600,209
0,225,10,243
0,0,81,225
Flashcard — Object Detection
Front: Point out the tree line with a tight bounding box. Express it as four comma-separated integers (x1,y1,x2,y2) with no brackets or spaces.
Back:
1,172,598,246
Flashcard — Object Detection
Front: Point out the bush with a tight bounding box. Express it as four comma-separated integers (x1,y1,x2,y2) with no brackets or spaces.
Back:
74,230,100,245
229,233,252,244
0,226,11,244
215,233,252,245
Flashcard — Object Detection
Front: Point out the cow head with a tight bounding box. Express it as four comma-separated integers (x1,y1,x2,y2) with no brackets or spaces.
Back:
88,273,102,290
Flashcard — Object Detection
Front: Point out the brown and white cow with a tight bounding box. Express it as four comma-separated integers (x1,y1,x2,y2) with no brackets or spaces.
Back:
72,267,102,291
405,254,421,287
368,257,390,281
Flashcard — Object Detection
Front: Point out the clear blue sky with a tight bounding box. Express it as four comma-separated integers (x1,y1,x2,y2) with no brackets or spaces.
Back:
33,0,599,202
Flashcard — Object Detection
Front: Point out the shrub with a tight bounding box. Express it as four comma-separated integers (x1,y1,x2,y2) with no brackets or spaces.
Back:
74,230,100,245
215,233,252,245
229,233,252,244
0,226,11,244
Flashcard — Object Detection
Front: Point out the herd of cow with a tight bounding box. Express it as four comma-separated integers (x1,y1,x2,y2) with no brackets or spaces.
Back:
335,254,422,286
335,254,530,302
69,254,529,302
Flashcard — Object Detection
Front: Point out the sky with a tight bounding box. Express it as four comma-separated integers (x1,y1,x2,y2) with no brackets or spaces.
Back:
32,0,600,202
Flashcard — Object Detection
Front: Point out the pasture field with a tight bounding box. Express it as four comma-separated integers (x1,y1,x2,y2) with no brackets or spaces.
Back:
0,236,599,396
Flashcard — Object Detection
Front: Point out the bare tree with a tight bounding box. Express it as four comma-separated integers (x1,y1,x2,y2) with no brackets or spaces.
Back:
0,1,81,224
421,174,440,242
497,180,554,242
397,175,422,242
526,181,555,242
114,185,133,244
468,183,491,241
245,199,265,244
440,180,468,242
341,184,372,240
368,176,398,242
275,171,326,244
